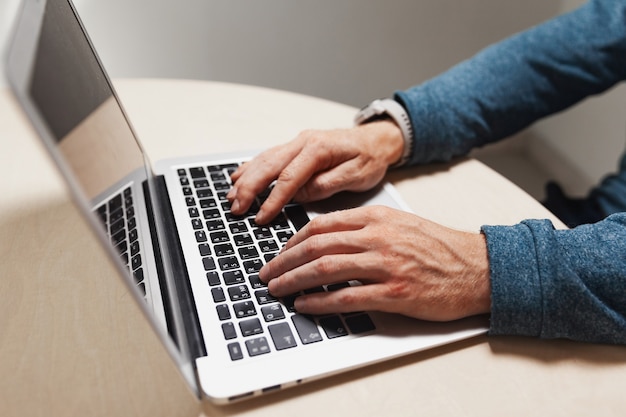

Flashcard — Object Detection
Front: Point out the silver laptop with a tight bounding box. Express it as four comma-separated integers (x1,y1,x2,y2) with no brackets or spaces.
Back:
5,0,488,403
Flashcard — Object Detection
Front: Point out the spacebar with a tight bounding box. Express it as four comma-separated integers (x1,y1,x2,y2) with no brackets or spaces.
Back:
284,205,310,231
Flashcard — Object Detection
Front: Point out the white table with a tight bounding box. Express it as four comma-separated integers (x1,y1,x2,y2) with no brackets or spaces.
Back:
1,79,625,417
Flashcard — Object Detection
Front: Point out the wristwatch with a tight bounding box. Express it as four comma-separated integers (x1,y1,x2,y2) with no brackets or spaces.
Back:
354,98,414,168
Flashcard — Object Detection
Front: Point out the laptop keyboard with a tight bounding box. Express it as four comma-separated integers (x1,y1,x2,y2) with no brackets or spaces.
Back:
178,163,376,361
95,186,146,297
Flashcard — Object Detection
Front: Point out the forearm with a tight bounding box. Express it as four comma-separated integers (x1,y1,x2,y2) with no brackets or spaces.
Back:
483,213,626,344
394,0,626,165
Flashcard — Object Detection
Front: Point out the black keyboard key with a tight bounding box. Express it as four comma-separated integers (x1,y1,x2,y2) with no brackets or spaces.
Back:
269,323,297,350
234,233,253,246
206,271,220,286
189,167,206,178
191,218,203,230
193,179,210,189
182,187,193,196
233,301,256,318
109,218,125,236
223,270,245,285
210,172,227,182
202,256,216,271
202,208,220,219
238,246,259,260
227,342,243,361
108,194,123,212
179,176,189,186
259,239,279,253
129,228,138,243
213,181,230,191
222,322,237,340
319,315,348,339
210,231,229,244
239,318,263,337
195,230,208,243
131,254,142,270
255,289,277,305
253,227,273,240
285,205,310,231
228,285,251,301
206,219,225,231
188,207,199,218
248,274,265,289
110,208,124,224
185,197,196,207
264,253,278,263
214,243,235,257
133,268,144,284
276,230,294,243
243,259,263,274
218,256,240,271
345,314,376,334
111,229,126,246
291,314,323,344
327,282,350,291
245,337,270,357
261,304,285,322
197,188,213,199
198,243,211,256
216,304,231,320
270,214,290,230
229,221,248,234
282,294,298,313
199,198,217,209
130,241,140,257
303,286,325,294
177,168,187,176
211,287,226,303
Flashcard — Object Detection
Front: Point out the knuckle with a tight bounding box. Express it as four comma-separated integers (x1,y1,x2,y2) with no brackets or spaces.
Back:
314,255,335,276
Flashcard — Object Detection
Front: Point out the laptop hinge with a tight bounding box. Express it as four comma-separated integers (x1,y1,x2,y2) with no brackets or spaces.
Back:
143,177,207,361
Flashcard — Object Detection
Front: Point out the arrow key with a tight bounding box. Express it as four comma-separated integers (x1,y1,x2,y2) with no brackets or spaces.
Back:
268,322,297,350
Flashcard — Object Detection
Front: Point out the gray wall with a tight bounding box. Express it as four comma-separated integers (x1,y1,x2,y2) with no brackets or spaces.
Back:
67,0,559,107
3,0,623,191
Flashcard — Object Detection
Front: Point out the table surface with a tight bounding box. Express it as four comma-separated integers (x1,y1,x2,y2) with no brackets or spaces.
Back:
1,79,625,417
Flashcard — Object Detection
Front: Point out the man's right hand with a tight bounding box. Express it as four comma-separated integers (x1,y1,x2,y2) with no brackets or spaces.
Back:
227,120,405,224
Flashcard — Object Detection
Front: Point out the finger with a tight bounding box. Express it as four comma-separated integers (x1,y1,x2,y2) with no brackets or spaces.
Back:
292,158,384,203
228,147,298,214
266,252,381,297
280,208,366,252
260,228,365,283
293,284,391,316
255,149,334,224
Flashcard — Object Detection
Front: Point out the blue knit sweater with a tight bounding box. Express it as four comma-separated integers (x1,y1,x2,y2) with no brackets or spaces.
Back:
394,0,626,344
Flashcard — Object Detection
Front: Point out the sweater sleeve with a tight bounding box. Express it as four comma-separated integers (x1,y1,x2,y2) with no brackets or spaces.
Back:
393,0,626,165
482,213,626,344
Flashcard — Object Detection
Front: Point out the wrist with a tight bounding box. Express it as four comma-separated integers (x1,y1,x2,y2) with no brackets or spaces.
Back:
355,120,404,167
354,98,414,168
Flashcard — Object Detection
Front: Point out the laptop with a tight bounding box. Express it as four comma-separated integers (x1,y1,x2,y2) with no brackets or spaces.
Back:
5,0,488,404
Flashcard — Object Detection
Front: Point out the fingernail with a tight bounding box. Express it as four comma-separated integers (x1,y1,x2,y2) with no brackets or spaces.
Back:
226,187,237,200
231,199,240,213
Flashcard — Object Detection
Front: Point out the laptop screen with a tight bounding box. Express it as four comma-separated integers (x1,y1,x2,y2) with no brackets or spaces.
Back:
7,0,200,395
27,0,145,201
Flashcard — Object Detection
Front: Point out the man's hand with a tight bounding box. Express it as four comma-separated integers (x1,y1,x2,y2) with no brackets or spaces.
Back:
259,206,491,322
228,121,404,224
